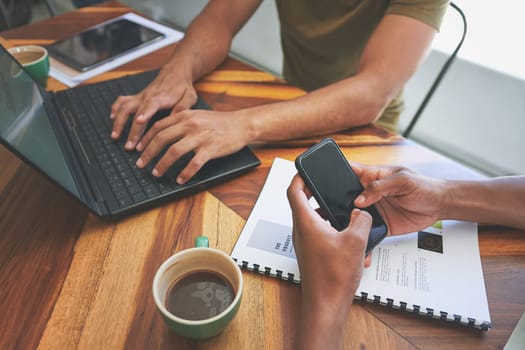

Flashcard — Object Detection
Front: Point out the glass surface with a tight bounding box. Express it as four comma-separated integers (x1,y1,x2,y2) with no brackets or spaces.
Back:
47,18,165,71
301,142,363,230
0,48,79,196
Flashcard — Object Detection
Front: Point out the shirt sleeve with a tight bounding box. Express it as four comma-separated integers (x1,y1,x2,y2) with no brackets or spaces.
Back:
387,0,450,31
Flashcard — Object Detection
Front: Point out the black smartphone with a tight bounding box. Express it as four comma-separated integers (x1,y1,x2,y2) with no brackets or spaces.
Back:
295,138,387,254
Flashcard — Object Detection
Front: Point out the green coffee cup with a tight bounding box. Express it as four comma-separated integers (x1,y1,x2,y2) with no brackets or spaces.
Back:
8,45,50,88
152,236,243,339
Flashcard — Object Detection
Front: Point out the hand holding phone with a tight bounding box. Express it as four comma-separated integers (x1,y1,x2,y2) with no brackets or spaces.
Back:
295,138,387,254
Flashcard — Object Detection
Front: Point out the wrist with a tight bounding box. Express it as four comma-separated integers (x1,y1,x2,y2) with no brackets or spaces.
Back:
438,179,456,220
233,108,261,144
300,280,355,322
162,57,194,84
162,40,200,84
439,179,489,222
295,292,352,350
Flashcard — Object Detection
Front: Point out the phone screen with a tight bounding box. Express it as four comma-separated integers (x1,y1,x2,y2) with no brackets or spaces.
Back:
295,138,387,253
47,18,165,72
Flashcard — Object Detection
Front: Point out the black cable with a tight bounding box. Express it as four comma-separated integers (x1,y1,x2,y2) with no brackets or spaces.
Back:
0,1,13,30
43,0,56,17
402,2,467,138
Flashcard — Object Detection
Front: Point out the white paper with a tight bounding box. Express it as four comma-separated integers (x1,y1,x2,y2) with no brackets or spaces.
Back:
231,158,491,328
49,12,184,87
231,158,300,281
357,221,491,327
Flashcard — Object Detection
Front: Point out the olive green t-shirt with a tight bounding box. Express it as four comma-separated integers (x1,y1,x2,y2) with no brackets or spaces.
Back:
275,0,448,132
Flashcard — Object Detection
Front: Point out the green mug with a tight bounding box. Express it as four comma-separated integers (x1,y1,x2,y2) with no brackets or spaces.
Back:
8,45,50,88
152,236,243,339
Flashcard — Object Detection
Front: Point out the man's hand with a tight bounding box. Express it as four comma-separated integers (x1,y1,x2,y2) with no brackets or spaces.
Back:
287,174,372,350
134,109,251,184
351,164,447,235
110,68,197,151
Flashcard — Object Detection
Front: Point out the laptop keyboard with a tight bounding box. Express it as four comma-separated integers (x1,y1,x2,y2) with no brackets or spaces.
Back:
58,78,190,209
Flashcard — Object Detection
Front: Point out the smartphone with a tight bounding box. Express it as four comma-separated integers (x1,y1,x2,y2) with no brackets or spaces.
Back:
295,138,387,254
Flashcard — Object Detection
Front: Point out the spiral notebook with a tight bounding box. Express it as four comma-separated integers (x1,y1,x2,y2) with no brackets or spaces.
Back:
231,158,491,330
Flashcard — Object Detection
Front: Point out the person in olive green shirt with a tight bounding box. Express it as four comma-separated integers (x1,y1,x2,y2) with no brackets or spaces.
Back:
110,0,448,184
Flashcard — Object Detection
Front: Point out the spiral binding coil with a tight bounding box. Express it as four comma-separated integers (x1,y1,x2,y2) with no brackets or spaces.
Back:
232,258,490,330
356,291,490,330
233,258,301,284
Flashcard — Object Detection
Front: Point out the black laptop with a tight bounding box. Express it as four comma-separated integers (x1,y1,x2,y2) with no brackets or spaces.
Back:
0,45,260,220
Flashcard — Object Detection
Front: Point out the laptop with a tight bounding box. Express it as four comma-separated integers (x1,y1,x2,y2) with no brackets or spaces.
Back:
0,44,260,220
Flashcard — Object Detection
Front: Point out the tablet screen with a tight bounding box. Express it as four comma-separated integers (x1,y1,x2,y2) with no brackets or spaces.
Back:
47,18,165,72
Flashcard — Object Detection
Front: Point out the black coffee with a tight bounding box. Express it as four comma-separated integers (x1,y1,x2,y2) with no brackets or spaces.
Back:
166,270,235,321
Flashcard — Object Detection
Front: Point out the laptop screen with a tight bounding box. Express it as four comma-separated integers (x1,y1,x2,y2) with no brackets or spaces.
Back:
0,47,79,196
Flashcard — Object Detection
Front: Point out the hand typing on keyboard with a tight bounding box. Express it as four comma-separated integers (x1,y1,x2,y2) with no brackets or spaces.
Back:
133,108,250,184
110,66,197,150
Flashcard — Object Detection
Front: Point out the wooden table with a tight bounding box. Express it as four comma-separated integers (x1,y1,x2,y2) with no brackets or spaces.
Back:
1,2,524,349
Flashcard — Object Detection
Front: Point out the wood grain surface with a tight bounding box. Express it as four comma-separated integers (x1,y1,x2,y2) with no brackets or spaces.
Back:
1,2,524,349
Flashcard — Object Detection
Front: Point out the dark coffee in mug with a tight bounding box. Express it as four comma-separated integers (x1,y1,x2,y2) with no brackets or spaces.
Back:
165,270,235,321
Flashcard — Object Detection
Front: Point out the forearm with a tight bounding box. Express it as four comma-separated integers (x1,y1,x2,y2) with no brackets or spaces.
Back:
240,74,391,143
239,14,436,144
441,176,525,230
295,299,352,350
294,275,357,350
161,0,261,82
164,10,231,81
